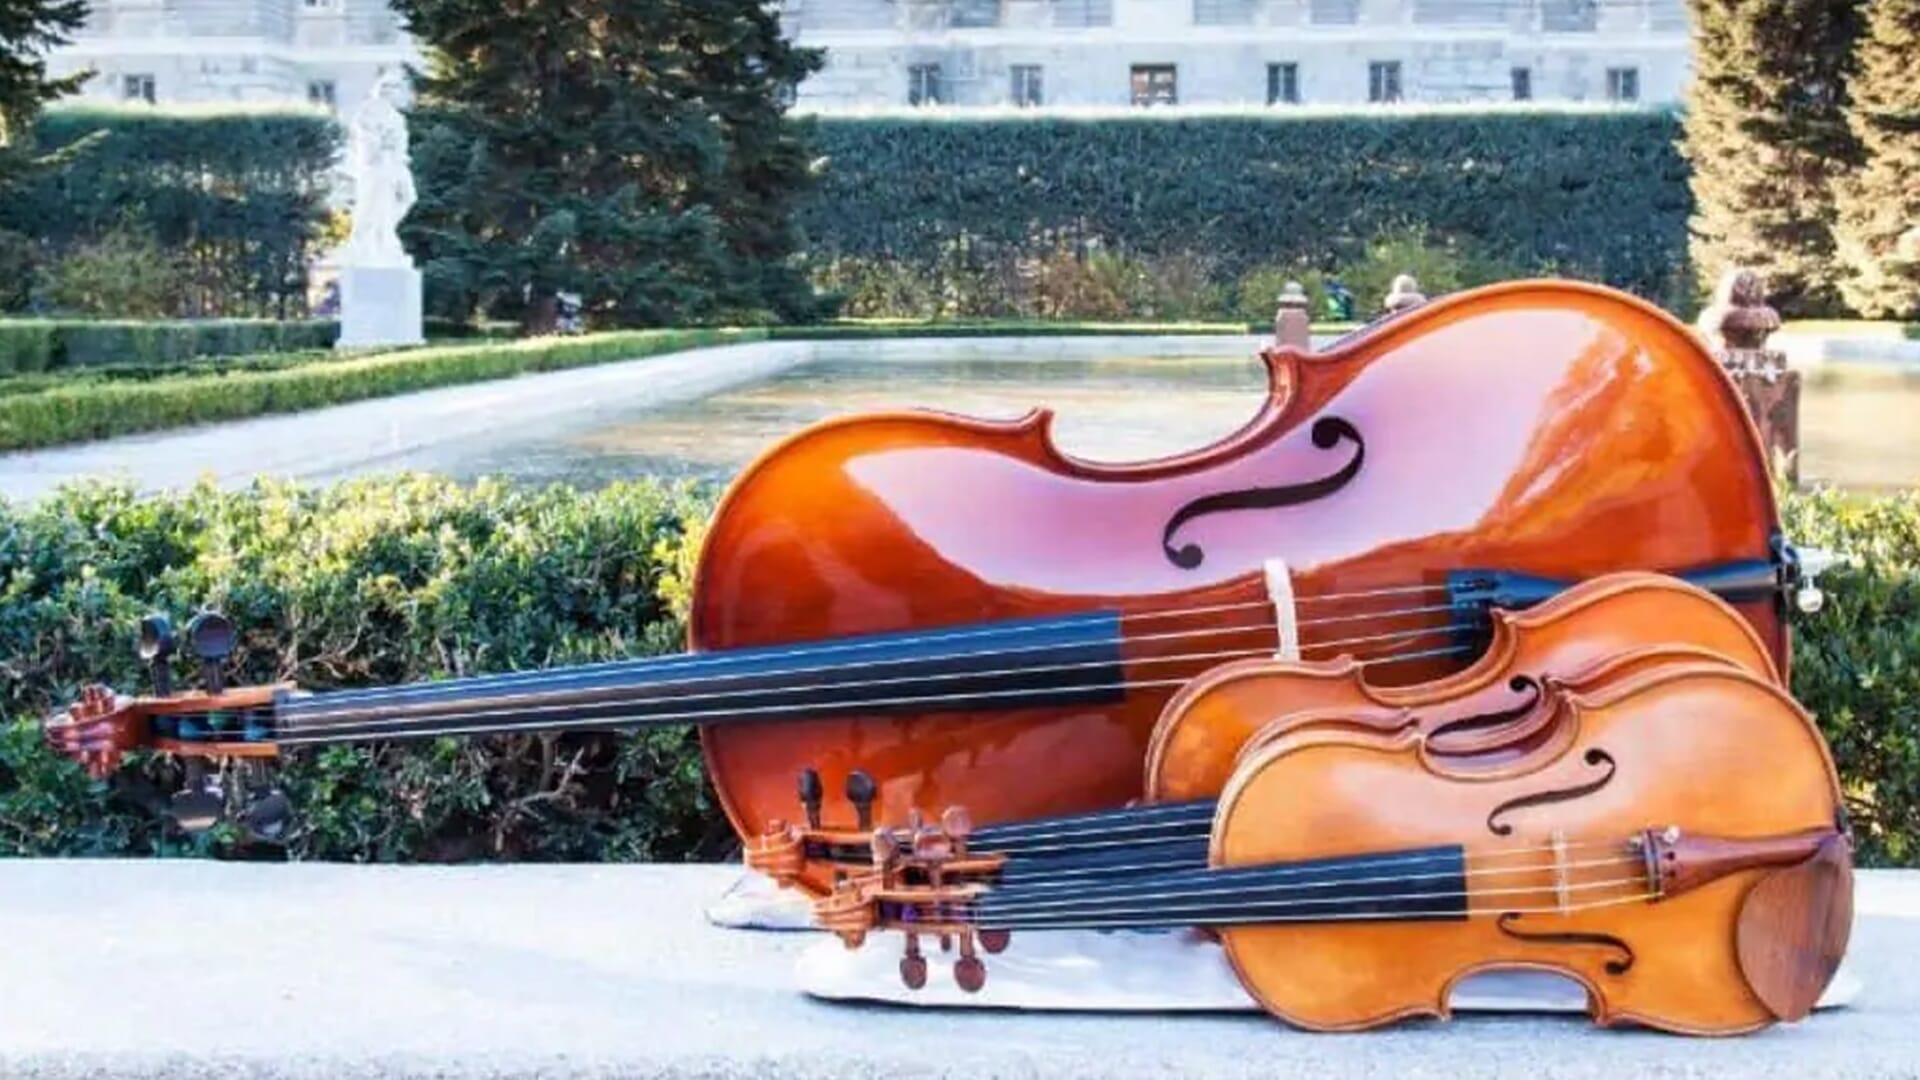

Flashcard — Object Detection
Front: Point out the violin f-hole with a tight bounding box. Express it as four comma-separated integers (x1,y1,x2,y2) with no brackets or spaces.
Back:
1497,912,1636,975
1485,748,1618,837
1161,416,1367,570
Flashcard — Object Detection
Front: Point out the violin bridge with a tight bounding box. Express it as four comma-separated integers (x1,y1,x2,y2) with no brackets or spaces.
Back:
1264,559,1301,661
1551,829,1571,914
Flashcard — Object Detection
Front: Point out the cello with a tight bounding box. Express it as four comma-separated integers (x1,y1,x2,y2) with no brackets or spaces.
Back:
814,663,1854,1035
45,282,1817,848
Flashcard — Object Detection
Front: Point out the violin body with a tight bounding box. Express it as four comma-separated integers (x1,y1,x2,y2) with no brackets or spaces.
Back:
1146,572,1780,802
692,281,1786,843
1213,665,1851,1034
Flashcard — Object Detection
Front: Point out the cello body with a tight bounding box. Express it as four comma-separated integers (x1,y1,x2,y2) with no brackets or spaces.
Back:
1214,664,1851,1034
690,281,1787,843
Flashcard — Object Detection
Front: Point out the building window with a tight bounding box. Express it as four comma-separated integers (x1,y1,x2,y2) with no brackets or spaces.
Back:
307,80,337,108
1607,67,1640,102
1510,67,1532,101
302,0,342,11
1194,0,1256,25
1267,62,1299,105
1130,64,1177,106
1367,61,1402,104
1010,65,1043,107
1052,0,1113,27
122,74,156,103
908,64,943,106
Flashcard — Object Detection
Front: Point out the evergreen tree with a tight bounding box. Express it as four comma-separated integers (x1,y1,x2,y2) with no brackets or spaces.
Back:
1833,0,1920,318
1683,0,1862,315
395,0,825,330
0,0,86,169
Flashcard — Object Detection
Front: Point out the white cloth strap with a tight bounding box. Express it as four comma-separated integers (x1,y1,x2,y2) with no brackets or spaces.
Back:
1264,558,1300,662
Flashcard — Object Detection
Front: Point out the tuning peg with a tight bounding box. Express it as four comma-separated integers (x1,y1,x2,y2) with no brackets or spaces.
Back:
184,611,235,694
846,769,876,830
169,758,224,834
796,767,823,829
137,614,176,697
241,788,292,844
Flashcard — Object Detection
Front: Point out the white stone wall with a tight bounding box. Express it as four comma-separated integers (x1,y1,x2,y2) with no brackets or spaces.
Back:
48,0,418,110
44,0,1690,111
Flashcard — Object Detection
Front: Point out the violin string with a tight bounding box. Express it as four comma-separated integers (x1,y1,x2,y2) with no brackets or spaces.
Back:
263,642,1478,746
278,600,1461,727
273,621,1467,738
976,876,1653,925
979,855,1645,914
962,890,1662,932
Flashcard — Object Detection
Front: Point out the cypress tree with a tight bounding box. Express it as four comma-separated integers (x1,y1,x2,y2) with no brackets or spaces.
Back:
1682,0,1862,315
395,0,825,330
1833,0,1920,318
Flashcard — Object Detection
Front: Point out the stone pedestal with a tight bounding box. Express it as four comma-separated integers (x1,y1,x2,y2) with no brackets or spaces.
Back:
336,264,424,350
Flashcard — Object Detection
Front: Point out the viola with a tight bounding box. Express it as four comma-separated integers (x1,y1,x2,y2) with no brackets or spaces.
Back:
746,571,1782,894
44,282,1817,845
817,663,1854,1035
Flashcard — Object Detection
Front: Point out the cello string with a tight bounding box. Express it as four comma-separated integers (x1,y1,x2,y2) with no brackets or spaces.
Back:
279,600,1459,726
978,877,1652,927
275,620,1465,737
79,639,1479,750
272,584,1462,714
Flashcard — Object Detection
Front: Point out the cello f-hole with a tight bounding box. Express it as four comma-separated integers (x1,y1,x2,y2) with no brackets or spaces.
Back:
1161,416,1367,570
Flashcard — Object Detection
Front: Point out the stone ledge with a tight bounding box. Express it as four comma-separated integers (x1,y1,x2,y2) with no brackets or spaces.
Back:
0,861,1914,1079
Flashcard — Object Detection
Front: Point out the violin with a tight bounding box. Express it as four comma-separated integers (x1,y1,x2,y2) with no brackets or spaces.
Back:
816,663,1854,1035
747,571,1783,894
44,282,1817,846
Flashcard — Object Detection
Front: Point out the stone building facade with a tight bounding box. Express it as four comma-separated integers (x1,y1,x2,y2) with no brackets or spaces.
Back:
48,0,1689,111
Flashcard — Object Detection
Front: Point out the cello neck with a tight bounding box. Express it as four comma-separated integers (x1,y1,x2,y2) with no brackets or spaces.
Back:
156,610,1135,750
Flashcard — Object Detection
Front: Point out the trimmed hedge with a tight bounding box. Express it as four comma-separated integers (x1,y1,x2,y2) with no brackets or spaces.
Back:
0,329,763,451
7,104,339,318
0,478,1916,866
0,318,338,375
801,108,1695,309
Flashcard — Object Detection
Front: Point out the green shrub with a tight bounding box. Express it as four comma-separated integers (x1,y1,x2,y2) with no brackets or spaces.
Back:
1783,487,1920,866
36,226,188,319
803,108,1694,315
0,476,719,861
0,328,762,451
0,318,338,373
0,479,1916,866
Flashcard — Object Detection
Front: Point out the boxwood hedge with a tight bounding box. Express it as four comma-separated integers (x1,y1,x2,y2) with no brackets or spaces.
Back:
1,478,1914,866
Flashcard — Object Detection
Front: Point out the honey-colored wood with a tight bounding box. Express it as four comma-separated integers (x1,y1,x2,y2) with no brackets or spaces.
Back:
1211,664,1848,1034
690,281,1788,866
46,684,288,777
1145,572,1778,802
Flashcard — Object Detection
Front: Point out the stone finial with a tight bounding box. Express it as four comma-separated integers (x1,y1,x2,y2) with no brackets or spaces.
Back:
1698,266,1799,485
1383,274,1427,314
1697,267,1784,373
1272,281,1312,350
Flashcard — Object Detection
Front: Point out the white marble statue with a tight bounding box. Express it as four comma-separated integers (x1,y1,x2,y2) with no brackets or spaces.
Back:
340,71,416,269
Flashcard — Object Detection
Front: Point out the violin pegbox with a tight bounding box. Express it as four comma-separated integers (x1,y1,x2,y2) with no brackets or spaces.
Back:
809,802,1010,993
